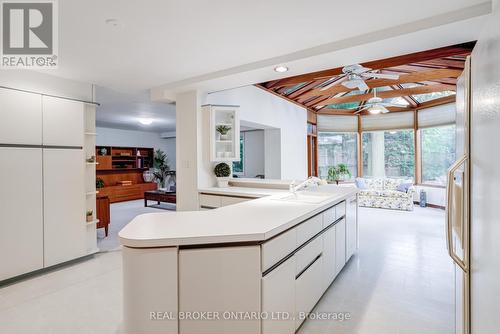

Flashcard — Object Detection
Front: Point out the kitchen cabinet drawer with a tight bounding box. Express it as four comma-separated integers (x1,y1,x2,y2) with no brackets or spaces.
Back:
262,228,297,272
322,206,336,228
199,194,221,208
322,225,336,290
296,214,322,246
335,218,346,276
335,201,346,219
220,196,250,206
295,254,323,330
262,256,296,334
295,236,323,276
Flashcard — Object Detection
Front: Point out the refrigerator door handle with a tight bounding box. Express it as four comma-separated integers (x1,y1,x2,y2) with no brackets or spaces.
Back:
446,155,469,273
446,155,468,273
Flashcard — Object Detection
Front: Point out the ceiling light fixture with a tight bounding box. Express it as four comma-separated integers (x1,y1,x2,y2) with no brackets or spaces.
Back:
274,66,289,73
368,106,383,115
139,118,153,125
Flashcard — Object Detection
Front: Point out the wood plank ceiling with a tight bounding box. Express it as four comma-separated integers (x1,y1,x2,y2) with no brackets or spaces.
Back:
256,42,475,116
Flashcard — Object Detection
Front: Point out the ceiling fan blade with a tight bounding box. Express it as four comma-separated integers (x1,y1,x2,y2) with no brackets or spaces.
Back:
357,80,369,91
362,72,400,80
352,66,371,74
320,75,347,91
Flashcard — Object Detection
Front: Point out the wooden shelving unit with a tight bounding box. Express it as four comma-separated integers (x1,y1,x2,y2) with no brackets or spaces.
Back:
96,146,157,203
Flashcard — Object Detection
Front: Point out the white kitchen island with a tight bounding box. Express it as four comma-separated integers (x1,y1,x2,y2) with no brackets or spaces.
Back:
119,184,358,334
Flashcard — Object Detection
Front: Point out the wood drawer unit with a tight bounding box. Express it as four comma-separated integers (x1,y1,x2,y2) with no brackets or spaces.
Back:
296,214,323,246
97,183,157,203
335,201,346,219
295,236,323,276
262,228,297,272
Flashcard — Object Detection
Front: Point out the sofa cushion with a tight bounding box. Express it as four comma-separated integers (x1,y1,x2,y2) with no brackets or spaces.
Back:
355,178,367,189
364,178,384,190
397,182,413,193
359,189,411,198
383,178,403,190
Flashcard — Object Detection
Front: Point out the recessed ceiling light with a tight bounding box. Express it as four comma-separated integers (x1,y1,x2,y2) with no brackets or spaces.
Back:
139,118,153,125
274,66,289,73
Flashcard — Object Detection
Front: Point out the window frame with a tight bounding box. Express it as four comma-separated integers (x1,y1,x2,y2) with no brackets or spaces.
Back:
232,132,245,176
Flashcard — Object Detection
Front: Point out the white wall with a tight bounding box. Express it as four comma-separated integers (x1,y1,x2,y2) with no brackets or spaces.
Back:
413,185,446,208
96,127,176,168
206,85,307,180
241,130,265,178
0,70,94,101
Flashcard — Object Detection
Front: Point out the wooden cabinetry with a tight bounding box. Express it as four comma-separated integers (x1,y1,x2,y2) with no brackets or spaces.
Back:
96,195,110,236
96,146,157,203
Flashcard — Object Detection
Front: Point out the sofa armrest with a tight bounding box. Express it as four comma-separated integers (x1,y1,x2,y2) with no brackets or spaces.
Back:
407,186,416,196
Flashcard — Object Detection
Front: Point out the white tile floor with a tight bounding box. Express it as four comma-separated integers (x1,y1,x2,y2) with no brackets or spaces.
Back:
0,205,454,334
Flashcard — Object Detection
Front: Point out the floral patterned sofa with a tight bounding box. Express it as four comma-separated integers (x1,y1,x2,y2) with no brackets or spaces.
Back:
355,178,415,211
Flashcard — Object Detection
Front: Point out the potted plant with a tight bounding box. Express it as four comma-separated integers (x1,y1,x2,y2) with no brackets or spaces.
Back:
214,162,231,187
327,164,351,184
216,125,231,140
86,210,93,222
96,178,105,189
152,149,170,188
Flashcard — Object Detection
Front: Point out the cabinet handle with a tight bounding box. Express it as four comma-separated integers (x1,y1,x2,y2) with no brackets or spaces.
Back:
295,253,322,280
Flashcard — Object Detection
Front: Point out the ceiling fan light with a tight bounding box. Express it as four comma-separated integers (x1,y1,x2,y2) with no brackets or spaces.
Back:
368,106,382,114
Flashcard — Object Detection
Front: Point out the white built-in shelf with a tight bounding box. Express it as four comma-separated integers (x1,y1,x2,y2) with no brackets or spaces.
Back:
216,140,232,143
86,219,99,226
85,191,99,196
216,123,232,126
86,162,99,165
84,132,97,136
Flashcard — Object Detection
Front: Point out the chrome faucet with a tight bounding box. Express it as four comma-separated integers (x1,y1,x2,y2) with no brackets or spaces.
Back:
289,176,323,193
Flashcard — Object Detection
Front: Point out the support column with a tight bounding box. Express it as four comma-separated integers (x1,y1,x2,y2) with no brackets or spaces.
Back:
176,90,202,211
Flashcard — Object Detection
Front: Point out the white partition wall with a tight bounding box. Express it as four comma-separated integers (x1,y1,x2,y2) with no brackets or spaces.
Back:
0,87,97,281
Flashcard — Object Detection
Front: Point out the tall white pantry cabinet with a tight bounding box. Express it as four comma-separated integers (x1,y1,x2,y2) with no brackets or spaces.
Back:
0,87,98,281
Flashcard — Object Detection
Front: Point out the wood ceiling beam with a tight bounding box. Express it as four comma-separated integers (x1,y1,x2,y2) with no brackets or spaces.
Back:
300,68,462,99
317,109,359,116
410,58,465,69
314,84,455,107
415,95,456,109
254,84,317,113
287,79,326,99
393,85,418,107
268,42,474,88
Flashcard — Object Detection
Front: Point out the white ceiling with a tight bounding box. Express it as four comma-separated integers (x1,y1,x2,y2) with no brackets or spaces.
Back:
95,86,176,132
47,0,490,94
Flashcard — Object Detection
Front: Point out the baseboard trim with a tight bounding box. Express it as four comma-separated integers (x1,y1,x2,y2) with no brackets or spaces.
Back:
0,254,96,287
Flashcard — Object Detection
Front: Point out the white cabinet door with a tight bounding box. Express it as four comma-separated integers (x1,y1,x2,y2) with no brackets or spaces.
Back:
42,96,84,147
43,149,86,267
335,219,346,276
262,256,296,334
346,195,358,261
295,254,323,330
0,88,42,145
0,148,43,280
322,225,336,290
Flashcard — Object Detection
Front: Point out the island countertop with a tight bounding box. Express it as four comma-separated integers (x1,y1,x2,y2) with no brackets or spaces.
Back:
119,185,358,248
